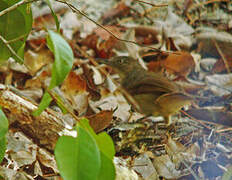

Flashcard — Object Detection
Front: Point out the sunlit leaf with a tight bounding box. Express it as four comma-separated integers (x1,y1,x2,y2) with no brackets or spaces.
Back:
55,124,101,180
0,0,32,62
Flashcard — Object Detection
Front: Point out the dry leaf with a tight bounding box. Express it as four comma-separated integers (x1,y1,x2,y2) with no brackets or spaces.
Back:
212,57,232,73
62,71,87,95
163,51,195,78
101,2,130,24
87,110,113,133
24,48,53,75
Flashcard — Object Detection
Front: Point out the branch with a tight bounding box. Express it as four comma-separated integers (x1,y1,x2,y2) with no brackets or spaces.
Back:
55,0,175,55
0,0,38,17
0,35,24,63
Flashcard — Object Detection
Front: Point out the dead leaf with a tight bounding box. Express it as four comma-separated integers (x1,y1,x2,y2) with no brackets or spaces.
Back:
24,48,53,75
186,108,232,126
87,110,113,133
212,57,232,73
163,51,195,78
101,2,130,24
62,71,87,95
134,26,159,45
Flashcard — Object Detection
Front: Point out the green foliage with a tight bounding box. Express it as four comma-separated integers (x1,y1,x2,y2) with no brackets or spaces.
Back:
0,0,32,62
55,119,116,180
0,107,8,163
222,165,232,180
33,30,74,116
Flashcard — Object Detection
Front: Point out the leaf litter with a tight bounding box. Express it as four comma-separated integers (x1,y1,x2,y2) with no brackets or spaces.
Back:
0,0,232,179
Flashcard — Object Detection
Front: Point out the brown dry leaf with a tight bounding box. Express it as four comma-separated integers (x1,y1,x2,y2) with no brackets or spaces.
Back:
81,64,101,100
61,71,89,116
82,26,123,58
134,26,159,45
155,92,193,117
212,57,232,73
94,25,123,41
24,48,53,75
25,69,51,89
186,108,232,127
147,60,163,73
62,71,87,95
163,51,195,78
87,110,113,133
101,2,130,24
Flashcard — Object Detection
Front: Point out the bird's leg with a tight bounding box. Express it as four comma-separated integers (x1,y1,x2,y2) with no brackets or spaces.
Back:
135,114,152,123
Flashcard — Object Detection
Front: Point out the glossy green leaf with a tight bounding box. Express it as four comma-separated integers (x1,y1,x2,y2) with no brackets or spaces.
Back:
0,0,32,62
32,92,52,116
33,31,73,116
47,30,74,89
78,119,116,180
0,137,6,163
55,125,101,180
78,119,115,159
98,152,115,180
96,132,115,160
0,107,8,163
222,165,232,180
0,107,8,138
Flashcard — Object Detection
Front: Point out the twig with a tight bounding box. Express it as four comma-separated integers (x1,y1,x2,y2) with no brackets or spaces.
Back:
7,34,27,44
0,0,37,17
181,110,214,130
133,0,168,7
189,0,229,10
55,0,176,55
0,35,24,63
47,89,81,122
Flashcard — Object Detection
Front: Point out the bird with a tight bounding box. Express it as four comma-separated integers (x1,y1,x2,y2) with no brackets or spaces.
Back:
98,56,193,125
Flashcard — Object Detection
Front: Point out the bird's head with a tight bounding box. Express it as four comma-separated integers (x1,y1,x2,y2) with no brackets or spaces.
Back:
98,56,141,77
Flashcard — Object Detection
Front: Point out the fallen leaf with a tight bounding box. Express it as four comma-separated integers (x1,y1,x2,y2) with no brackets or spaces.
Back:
62,71,87,95
212,57,232,73
163,51,195,78
101,2,130,24
24,48,53,75
87,110,113,133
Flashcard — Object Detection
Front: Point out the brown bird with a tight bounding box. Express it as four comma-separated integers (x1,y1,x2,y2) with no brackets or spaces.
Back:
99,56,193,125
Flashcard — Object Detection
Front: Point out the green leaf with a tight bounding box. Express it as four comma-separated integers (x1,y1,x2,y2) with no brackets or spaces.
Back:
98,152,115,180
0,0,32,62
33,31,73,116
222,165,232,180
55,126,101,180
96,132,115,160
0,107,8,138
78,119,116,180
78,119,115,159
0,137,6,163
45,0,60,32
0,107,8,163
47,30,74,89
32,92,52,116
